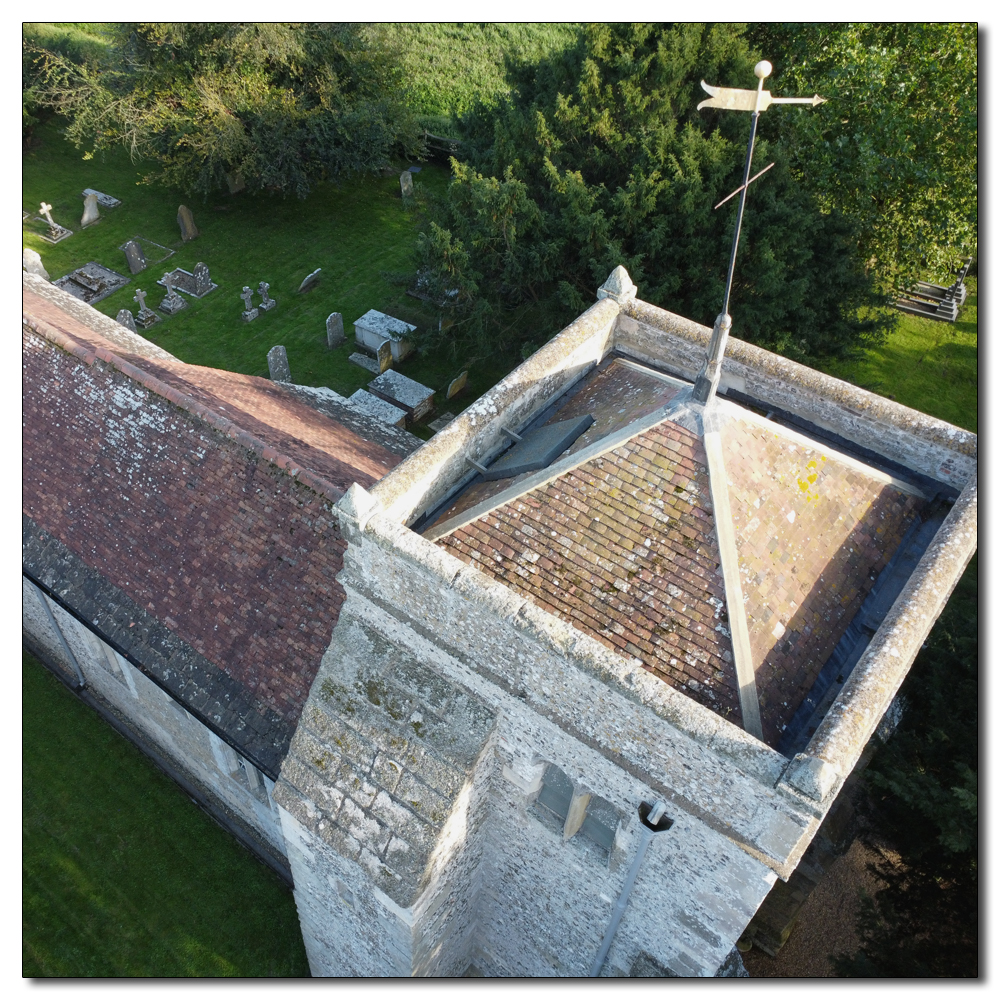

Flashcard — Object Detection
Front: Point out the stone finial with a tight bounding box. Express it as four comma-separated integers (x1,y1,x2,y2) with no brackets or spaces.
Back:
781,753,841,804
596,265,637,304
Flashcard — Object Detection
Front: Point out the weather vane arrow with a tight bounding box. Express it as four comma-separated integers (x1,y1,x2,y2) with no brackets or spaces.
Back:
692,60,827,406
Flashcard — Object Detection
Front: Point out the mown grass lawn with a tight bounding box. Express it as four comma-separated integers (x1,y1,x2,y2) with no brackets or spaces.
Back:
22,650,310,977
23,117,519,436
815,280,978,433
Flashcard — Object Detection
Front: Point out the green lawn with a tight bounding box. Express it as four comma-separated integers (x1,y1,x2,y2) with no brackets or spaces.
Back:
23,118,516,434
815,280,978,433
22,650,310,977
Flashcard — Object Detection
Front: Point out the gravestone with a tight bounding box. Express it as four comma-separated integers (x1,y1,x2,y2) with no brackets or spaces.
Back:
258,281,276,311
123,240,147,274
133,288,160,329
159,271,187,314
427,412,455,434
80,192,100,228
116,309,137,333
447,371,468,400
53,263,130,304
348,352,381,374
326,312,345,348
177,205,200,241
241,286,259,323
82,188,121,208
193,262,216,297
377,339,393,373
399,170,414,198
267,345,291,382
225,171,246,194
22,248,49,280
353,309,416,361
37,201,72,244
346,389,408,428
298,268,321,293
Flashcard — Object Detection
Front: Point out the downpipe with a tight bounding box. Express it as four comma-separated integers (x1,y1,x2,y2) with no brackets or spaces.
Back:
590,800,672,976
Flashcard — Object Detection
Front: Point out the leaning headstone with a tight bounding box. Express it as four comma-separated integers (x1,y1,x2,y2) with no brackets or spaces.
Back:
133,288,160,329
123,239,147,274
159,271,187,315
82,188,121,208
447,370,468,400
116,309,137,333
348,352,381,374
399,170,414,198
80,192,100,228
377,339,393,373
193,262,217,297
267,345,291,382
326,312,345,348
298,268,321,293
177,205,200,241
257,281,276,312
241,285,259,323
22,248,49,280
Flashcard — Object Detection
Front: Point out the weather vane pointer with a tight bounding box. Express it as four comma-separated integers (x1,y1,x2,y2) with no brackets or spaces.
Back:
692,61,827,405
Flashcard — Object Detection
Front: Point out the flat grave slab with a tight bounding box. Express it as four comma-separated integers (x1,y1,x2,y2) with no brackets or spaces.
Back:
346,389,408,428
366,369,435,423
53,262,130,304
483,415,595,481
156,264,218,298
428,413,455,433
354,309,416,362
349,352,381,374
83,188,121,208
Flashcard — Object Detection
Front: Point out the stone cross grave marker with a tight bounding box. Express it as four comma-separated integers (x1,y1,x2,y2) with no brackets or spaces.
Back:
37,201,72,243
159,271,187,314
298,268,321,293
241,286,259,323
326,312,345,348
446,371,468,400
258,281,276,311
267,345,291,382
133,288,160,329
377,339,394,373
399,170,414,198
123,240,147,274
81,192,100,228
22,248,49,280
116,309,137,333
177,205,200,241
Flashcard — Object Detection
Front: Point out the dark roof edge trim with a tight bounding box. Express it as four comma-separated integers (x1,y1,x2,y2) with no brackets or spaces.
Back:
23,309,346,506
23,567,279,782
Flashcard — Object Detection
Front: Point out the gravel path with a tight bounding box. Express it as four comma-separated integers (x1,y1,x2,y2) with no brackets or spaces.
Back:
743,838,887,978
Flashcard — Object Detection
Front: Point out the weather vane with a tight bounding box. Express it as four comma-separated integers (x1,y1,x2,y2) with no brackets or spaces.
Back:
692,61,827,405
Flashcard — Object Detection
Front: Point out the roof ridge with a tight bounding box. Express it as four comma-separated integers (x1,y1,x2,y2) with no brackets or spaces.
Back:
424,389,699,541
23,308,347,505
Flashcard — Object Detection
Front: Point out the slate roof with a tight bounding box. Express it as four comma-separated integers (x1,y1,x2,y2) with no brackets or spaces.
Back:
23,285,418,770
427,355,933,748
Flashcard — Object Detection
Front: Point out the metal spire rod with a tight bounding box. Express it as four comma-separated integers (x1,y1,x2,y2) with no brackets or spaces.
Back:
691,60,826,407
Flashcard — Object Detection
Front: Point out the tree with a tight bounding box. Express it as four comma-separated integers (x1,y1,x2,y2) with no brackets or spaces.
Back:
748,23,978,293
833,558,978,977
27,22,423,199
418,23,890,360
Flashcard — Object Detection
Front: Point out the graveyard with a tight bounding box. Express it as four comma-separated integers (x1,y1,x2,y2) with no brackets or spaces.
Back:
22,118,513,441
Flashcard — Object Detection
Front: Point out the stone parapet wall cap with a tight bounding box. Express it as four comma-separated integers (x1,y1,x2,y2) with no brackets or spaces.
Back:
597,265,637,304
780,753,840,804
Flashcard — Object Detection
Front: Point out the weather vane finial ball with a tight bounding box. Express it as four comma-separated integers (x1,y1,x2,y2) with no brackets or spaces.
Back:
754,60,773,80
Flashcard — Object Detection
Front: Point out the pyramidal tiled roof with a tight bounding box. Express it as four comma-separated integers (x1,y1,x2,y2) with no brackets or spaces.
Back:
424,357,929,749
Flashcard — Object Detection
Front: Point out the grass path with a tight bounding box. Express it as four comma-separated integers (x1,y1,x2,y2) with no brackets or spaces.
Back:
22,650,309,977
